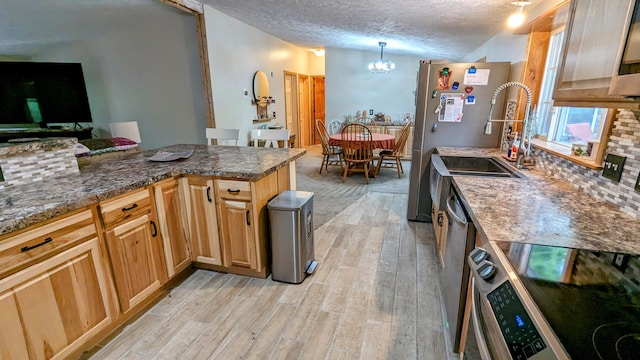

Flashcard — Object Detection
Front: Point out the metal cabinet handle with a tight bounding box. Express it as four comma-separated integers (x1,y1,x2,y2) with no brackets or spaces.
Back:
21,237,53,252
227,189,241,194
122,203,138,212
437,213,443,226
150,220,158,237
207,186,212,203
246,210,251,226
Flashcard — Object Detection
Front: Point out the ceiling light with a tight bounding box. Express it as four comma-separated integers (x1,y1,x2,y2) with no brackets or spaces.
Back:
507,1,532,28
368,42,395,73
313,49,325,57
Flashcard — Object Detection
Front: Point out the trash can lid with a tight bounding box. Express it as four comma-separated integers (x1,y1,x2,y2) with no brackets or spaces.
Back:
267,190,314,210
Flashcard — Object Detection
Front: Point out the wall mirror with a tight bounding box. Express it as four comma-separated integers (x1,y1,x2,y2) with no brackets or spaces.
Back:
253,70,270,107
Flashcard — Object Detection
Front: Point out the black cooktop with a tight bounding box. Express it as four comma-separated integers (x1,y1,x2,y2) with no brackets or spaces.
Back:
496,242,640,360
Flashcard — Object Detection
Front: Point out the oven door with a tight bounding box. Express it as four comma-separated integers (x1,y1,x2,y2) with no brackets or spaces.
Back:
468,278,513,360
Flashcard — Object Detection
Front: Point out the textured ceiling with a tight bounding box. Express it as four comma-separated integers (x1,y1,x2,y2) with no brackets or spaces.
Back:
201,0,516,59
0,0,518,60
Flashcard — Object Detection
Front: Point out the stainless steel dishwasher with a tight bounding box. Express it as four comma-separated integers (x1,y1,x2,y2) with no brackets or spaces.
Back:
440,186,476,353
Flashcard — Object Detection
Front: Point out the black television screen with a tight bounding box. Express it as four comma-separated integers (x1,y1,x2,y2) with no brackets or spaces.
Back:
0,61,93,127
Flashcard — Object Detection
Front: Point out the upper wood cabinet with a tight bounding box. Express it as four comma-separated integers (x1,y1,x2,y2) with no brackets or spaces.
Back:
554,0,639,108
153,178,191,278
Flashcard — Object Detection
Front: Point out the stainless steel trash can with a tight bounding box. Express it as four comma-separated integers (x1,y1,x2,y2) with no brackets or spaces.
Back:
267,190,317,284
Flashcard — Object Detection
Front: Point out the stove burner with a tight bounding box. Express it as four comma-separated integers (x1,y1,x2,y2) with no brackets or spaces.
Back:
593,322,640,360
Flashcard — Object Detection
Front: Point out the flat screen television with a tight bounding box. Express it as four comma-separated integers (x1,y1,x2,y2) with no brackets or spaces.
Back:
0,61,93,128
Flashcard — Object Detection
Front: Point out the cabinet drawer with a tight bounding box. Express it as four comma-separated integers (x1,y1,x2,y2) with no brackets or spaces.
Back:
100,189,151,227
0,209,96,279
216,179,252,201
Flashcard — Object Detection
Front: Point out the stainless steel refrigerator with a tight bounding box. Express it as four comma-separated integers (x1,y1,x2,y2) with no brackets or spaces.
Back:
407,60,510,222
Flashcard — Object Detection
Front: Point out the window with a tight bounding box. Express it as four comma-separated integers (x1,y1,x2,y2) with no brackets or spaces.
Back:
535,27,609,147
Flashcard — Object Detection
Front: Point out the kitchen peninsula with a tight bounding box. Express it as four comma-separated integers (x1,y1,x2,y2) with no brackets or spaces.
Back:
0,141,305,360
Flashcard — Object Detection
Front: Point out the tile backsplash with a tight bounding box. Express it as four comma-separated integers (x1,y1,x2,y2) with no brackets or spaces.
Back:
532,109,640,218
0,138,79,190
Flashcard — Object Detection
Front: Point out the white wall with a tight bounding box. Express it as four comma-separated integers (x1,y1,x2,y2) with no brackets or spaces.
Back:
204,5,314,146
325,47,422,123
34,5,206,150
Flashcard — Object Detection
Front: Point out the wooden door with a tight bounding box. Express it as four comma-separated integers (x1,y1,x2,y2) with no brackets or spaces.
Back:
185,177,222,266
218,199,257,270
298,74,312,146
284,71,299,147
312,75,325,145
154,179,191,278
106,214,165,312
0,238,113,359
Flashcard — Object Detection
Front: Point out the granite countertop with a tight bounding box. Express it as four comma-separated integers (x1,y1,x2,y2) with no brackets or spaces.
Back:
0,144,306,236
436,147,640,255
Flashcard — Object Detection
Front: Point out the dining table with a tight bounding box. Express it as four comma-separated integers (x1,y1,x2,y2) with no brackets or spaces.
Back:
328,132,395,178
328,133,395,150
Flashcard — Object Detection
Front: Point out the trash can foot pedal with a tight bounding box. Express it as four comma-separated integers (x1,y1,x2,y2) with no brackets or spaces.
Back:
306,261,318,275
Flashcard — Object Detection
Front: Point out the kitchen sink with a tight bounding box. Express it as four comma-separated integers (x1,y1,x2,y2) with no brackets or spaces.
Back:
439,155,522,178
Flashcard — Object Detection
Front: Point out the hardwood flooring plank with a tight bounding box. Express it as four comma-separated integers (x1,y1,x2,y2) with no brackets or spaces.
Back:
91,314,165,359
395,254,417,299
331,283,369,354
309,247,345,285
179,321,234,360
269,338,305,360
299,311,341,360
278,274,313,306
282,283,329,341
327,348,357,360
209,328,256,360
417,274,445,331
148,270,215,316
417,328,451,360
388,295,417,360
367,270,396,323
359,319,392,360
399,221,417,260
321,266,357,313
378,236,399,274
363,225,385,255
154,320,209,360
119,351,151,360
237,281,288,332
244,304,298,360
193,276,251,323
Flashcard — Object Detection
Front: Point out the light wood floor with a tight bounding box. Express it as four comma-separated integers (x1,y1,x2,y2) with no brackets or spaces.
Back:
91,192,455,360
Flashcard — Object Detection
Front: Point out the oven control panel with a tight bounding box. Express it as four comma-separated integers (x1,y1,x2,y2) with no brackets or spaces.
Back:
488,281,547,359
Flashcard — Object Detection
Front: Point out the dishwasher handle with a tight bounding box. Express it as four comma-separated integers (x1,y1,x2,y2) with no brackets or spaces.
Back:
446,194,467,226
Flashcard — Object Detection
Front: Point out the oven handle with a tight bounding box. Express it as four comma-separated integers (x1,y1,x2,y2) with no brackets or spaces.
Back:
471,278,493,360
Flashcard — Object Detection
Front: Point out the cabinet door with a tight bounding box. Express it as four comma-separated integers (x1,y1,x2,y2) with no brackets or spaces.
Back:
154,179,191,278
185,177,222,266
218,199,257,269
554,0,636,107
0,238,113,360
106,214,165,312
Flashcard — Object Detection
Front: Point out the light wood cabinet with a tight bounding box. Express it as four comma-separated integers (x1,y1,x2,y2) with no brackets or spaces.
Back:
554,0,638,108
183,176,223,266
214,172,279,278
153,178,191,278
100,189,168,313
0,237,114,360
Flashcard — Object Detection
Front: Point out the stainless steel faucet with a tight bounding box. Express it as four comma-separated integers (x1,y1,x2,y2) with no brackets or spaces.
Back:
483,81,533,169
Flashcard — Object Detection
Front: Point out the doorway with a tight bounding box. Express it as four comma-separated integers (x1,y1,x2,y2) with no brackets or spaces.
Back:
284,71,299,147
311,75,325,145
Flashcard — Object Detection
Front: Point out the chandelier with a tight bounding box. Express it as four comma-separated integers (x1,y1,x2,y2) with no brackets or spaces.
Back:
368,42,395,73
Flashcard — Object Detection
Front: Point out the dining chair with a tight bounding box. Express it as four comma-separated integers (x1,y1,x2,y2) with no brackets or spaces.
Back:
376,121,412,178
251,129,290,148
341,123,374,184
326,119,343,135
206,128,240,146
315,119,343,174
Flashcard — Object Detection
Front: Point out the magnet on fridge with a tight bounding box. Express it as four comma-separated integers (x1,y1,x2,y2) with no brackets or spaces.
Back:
442,67,449,76
452,82,459,90
432,90,438,98
465,86,474,94
468,66,477,74
465,95,476,104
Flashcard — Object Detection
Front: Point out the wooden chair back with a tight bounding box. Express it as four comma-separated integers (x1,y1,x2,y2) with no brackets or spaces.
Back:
315,120,331,152
341,124,373,163
391,121,412,156
251,129,290,148
206,128,240,146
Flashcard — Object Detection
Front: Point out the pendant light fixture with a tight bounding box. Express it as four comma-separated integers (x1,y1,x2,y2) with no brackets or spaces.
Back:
368,42,395,73
507,1,532,28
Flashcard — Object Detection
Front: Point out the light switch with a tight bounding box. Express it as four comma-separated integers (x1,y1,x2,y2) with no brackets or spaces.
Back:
602,153,626,182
